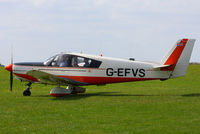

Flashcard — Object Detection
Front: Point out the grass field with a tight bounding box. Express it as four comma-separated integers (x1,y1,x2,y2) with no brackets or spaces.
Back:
0,65,200,134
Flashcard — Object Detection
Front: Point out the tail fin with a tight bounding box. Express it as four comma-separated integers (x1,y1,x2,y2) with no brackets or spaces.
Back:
160,39,196,78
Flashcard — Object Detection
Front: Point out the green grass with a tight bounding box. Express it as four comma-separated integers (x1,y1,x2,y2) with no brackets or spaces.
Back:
0,65,200,134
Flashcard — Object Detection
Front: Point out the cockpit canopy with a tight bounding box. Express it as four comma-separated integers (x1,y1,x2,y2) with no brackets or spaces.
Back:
43,54,102,68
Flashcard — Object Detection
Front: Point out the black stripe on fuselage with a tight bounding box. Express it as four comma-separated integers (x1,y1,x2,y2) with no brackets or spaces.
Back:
14,62,44,66
38,69,87,72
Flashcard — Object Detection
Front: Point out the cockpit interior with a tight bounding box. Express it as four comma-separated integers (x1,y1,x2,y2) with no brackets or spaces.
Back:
44,54,102,68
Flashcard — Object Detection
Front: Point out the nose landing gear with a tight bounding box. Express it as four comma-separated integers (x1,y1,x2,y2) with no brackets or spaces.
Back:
23,82,32,96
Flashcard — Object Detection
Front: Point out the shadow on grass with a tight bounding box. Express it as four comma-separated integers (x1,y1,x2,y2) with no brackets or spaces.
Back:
53,92,121,100
32,92,200,100
181,93,200,97
32,95,51,97
53,92,200,101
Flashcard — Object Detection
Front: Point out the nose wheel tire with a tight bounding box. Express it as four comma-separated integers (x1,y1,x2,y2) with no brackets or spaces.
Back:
23,82,32,96
23,88,31,96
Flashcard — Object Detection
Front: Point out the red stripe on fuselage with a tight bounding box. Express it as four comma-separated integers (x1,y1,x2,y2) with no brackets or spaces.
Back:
58,76,159,85
14,73,158,85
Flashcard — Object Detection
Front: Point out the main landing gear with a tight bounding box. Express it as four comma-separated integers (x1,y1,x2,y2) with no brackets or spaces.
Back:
23,82,32,96
50,85,86,97
22,83,86,97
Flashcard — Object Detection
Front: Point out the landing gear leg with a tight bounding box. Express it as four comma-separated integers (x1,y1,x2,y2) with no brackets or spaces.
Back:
23,82,32,96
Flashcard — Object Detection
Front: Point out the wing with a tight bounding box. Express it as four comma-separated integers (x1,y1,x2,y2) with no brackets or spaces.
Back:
27,70,78,86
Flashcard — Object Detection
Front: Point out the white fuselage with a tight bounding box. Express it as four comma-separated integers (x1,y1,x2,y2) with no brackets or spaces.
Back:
13,53,171,85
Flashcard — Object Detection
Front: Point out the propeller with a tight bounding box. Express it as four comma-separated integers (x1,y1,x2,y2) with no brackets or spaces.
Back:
10,70,13,91
10,49,13,91
5,46,13,91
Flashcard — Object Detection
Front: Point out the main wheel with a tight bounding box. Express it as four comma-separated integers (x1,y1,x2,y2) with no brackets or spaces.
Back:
23,88,31,96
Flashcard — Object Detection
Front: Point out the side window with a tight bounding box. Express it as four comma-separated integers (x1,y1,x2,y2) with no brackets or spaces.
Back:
83,58,91,67
72,56,80,67
72,56,101,68
90,60,102,68
71,56,87,67
59,54,72,67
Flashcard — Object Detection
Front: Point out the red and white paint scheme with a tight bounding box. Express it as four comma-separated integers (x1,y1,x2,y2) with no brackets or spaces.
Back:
5,39,196,96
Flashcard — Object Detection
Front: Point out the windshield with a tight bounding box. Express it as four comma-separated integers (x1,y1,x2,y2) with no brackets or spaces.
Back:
43,54,59,66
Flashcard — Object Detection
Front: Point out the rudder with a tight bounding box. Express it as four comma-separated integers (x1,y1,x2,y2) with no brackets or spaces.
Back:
161,39,196,78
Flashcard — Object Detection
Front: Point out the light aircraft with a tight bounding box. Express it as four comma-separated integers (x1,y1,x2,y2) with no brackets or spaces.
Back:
5,39,196,97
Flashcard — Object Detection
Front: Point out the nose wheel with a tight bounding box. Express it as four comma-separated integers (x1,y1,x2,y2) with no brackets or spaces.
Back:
23,82,32,96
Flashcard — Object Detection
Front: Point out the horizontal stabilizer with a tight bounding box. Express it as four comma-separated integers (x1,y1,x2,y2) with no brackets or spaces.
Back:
153,64,172,70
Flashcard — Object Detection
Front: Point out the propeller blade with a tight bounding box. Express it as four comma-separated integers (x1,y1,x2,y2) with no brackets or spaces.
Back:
5,45,14,91
10,71,13,91
11,45,13,64
10,45,13,91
